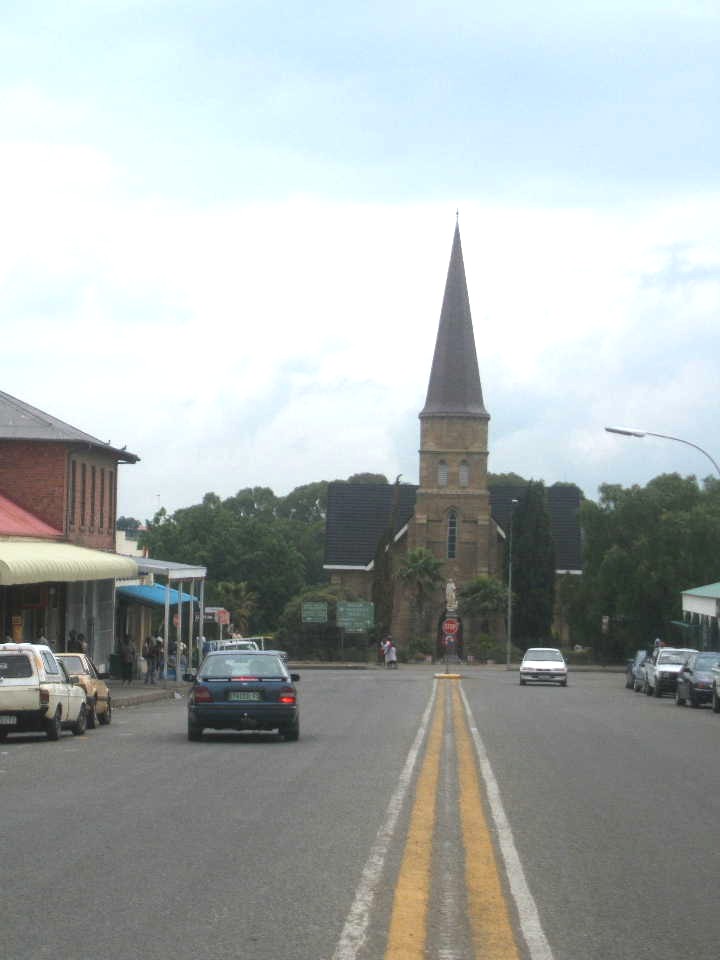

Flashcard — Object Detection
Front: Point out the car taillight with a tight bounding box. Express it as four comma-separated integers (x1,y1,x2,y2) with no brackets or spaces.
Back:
39,688,50,705
192,685,214,703
279,694,296,704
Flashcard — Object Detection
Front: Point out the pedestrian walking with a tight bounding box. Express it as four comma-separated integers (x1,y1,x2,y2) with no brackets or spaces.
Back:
120,635,135,686
142,636,156,684
384,638,398,669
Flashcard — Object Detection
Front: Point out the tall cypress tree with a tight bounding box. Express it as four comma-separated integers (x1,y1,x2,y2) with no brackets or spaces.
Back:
511,480,556,645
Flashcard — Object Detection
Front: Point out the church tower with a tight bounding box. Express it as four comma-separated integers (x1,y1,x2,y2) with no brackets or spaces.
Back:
408,222,493,584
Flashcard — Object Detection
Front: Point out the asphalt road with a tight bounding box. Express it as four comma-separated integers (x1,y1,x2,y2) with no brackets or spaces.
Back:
2,667,719,960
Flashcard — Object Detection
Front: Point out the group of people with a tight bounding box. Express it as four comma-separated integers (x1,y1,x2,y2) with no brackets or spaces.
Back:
118,635,165,685
380,637,398,669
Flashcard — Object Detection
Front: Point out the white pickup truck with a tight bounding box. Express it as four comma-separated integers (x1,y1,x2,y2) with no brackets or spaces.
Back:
643,647,697,698
0,642,88,740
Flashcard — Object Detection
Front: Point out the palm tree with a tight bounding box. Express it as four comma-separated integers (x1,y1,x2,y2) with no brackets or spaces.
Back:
214,580,258,635
395,548,444,645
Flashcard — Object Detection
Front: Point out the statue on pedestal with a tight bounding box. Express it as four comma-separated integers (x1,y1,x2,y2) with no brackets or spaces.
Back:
445,579,457,613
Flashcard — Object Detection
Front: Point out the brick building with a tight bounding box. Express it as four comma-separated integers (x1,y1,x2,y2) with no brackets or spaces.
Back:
0,391,138,667
323,224,582,652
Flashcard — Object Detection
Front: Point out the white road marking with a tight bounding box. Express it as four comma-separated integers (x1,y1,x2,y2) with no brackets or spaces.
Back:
331,680,438,960
459,686,555,960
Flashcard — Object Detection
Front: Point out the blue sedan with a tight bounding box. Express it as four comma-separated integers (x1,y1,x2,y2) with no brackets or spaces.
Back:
187,651,300,742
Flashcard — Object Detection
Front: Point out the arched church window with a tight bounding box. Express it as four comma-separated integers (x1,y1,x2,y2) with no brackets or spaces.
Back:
438,460,448,487
459,461,470,487
447,509,458,559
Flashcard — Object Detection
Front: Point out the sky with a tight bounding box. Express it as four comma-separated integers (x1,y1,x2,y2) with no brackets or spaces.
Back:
1,0,719,520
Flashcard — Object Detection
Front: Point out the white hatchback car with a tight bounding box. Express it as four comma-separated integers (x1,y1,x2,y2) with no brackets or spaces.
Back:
519,647,568,686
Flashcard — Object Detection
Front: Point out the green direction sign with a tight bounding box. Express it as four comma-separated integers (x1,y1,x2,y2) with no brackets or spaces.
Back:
337,600,374,632
302,601,328,624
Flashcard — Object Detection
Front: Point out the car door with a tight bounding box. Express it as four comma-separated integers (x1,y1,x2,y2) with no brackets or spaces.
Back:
40,650,70,718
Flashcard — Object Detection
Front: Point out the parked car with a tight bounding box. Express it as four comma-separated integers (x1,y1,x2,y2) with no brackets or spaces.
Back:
55,652,112,728
626,650,648,691
519,648,568,686
712,663,720,714
675,651,720,708
0,642,88,740
186,650,300,741
643,647,697,697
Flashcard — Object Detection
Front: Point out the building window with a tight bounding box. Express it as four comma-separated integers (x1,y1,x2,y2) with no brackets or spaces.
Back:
108,470,115,530
459,461,470,487
438,460,448,487
68,460,77,528
90,466,96,529
99,469,105,529
80,464,87,527
447,509,458,559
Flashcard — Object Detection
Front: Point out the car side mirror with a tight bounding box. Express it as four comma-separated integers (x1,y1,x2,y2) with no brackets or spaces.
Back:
182,672,195,683
290,673,300,682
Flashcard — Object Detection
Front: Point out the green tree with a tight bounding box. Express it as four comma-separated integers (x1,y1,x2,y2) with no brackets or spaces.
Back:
395,548,444,644
511,480,556,646
459,576,508,621
211,580,258,635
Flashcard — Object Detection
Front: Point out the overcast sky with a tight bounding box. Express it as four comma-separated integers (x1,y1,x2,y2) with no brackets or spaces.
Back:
1,1,719,519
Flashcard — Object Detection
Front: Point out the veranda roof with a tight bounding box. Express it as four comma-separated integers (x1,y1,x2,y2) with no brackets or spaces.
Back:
0,540,138,586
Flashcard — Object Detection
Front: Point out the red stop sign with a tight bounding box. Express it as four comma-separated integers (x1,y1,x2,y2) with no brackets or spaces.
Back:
443,618,459,635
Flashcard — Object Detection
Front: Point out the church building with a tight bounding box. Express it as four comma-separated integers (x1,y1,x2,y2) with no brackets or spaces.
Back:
323,223,582,652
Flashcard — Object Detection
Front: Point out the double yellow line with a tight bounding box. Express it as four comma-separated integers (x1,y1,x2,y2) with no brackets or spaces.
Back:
384,681,520,960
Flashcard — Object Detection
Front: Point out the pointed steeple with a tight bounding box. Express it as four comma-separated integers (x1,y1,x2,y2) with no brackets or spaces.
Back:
420,223,489,420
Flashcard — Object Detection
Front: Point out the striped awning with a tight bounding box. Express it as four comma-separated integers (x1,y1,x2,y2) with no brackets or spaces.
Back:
0,540,138,586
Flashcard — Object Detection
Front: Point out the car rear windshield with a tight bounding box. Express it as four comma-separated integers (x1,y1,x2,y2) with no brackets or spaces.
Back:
200,655,286,679
60,655,85,674
0,654,33,679
524,650,563,661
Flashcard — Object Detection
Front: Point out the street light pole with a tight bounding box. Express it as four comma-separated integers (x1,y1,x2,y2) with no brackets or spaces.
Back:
605,427,720,479
506,498,518,669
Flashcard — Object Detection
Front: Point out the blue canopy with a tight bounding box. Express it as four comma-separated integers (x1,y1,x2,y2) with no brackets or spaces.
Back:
117,584,198,607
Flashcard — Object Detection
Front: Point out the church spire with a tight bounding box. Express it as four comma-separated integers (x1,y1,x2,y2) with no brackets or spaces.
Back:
420,222,489,420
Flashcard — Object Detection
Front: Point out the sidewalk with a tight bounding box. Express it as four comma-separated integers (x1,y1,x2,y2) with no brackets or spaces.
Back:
108,679,187,708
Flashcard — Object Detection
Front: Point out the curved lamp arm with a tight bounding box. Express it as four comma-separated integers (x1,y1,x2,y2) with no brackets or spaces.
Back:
605,427,720,479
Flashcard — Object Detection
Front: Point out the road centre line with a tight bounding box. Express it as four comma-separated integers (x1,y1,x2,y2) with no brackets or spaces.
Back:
383,681,445,959
332,680,438,960
459,685,555,960
451,683,520,959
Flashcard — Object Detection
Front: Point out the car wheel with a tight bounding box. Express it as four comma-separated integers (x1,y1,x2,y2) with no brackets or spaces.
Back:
713,686,720,714
71,704,87,736
98,699,112,725
86,700,97,730
653,681,662,698
689,688,699,709
519,678,526,685
560,679,568,686
644,680,652,696
282,720,300,741
188,719,203,741
45,708,62,741
0,729,8,742
675,687,686,706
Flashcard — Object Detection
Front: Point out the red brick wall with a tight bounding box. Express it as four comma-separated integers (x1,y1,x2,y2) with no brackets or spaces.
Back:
0,441,118,549
0,441,67,532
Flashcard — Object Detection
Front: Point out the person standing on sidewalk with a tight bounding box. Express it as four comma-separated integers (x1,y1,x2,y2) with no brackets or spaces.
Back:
120,635,135,686
142,636,156,684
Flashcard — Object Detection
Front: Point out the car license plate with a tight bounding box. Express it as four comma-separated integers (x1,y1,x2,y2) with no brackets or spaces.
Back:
0,716,17,725
228,691,260,701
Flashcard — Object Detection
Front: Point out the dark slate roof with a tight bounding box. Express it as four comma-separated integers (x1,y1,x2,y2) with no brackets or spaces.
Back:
420,223,489,420
324,482,583,572
324,482,418,567
0,390,139,463
489,485,583,571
